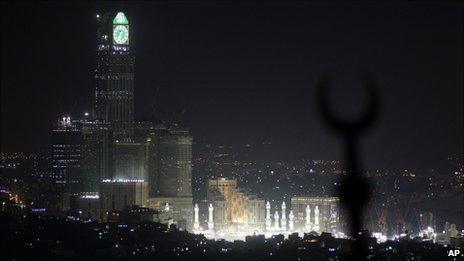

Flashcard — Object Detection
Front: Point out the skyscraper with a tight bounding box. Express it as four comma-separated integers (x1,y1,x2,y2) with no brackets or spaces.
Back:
133,122,194,198
146,125,194,230
93,11,148,183
51,11,194,227
112,141,147,180
94,12,134,140
52,117,82,193
80,120,112,191
52,117,112,193
154,127,193,198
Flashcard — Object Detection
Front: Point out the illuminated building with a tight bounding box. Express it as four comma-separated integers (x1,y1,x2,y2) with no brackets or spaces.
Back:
52,117,82,192
77,192,101,220
112,141,147,180
193,196,340,241
94,12,134,140
93,11,148,183
154,127,192,198
291,196,340,233
246,195,266,228
207,177,237,202
133,122,192,198
100,179,148,221
206,178,265,230
120,205,157,223
146,196,193,230
419,212,435,231
146,126,193,230
211,195,227,228
80,120,112,191
207,178,243,224
133,121,165,196
48,11,197,225
52,117,112,193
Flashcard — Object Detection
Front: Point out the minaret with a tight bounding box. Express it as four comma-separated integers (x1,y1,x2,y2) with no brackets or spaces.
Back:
193,204,200,231
289,210,294,231
265,201,271,231
305,205,311,230
281,202,287,231
314,205,320,232
274,211,280,230
208,203,214,230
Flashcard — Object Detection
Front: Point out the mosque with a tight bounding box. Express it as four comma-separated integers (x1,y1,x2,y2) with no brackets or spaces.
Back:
191,178,341,240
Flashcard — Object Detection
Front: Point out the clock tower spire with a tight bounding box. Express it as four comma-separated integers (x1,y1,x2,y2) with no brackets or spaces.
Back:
94,11,135,141
112,12,130,47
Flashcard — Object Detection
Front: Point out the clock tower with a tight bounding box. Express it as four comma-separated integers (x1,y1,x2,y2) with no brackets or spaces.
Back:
112,12,130,46
94,11,134,141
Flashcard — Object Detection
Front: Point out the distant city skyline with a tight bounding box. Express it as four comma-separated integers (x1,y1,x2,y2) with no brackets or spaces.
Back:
1,2,462,171
0,3,462,258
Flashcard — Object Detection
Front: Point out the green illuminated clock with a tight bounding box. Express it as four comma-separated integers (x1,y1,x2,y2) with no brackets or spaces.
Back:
113,25,129,45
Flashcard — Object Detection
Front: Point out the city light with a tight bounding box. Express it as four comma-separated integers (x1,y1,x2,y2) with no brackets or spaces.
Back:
1,5,462,261
81,194,99,199
101,179,145,183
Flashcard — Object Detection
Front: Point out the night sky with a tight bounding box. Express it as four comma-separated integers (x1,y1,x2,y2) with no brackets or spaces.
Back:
1,2,462,171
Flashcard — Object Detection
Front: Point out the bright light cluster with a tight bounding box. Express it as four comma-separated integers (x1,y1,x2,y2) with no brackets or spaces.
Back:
81,195,99,199
101,179,145,183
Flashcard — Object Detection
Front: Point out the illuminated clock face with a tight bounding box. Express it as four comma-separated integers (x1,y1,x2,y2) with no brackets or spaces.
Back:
113,25,129,45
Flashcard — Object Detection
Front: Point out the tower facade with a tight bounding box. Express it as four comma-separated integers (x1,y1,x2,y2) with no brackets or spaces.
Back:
94,12,135,140
154,128,193,197
80,120,112,191
52,117,112,193
145,125,194,231
52,117,82,193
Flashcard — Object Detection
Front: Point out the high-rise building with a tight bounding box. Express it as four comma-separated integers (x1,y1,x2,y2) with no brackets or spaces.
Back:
100,179,148,219
145,125,193,230
52,117,112,193
52,117,82,193
112,141,147,180
77,192,101,220
153,127,193,198
93,11,153,183
94,12,134,140
51,12,196,227
81,121,112,191
133,121,168,196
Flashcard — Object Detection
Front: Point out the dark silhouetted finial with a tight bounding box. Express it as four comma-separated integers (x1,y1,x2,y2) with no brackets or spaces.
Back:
316,74,380,259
